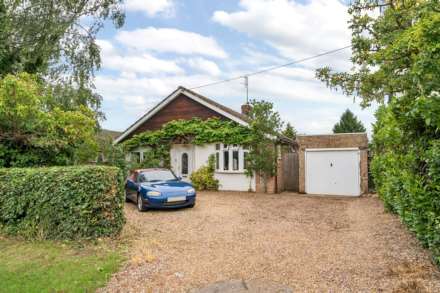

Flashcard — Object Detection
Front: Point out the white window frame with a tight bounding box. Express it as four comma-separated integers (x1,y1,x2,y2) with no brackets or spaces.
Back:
215,144,249,174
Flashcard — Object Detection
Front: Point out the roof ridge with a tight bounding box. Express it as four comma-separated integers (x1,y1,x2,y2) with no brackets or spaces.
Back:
180,87,249,122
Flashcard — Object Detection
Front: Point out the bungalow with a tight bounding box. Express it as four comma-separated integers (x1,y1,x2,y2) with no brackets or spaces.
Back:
114,86,368,196
114,86,293,193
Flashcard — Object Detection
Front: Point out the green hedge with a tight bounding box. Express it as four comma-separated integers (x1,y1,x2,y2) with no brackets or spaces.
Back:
0,165,125,240
371,103,440,265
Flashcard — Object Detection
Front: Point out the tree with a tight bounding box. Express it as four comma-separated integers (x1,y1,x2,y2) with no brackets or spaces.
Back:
245,99,283,192
316,0,439,107
0,0,125,120
282,122,297,139
316,1,440,264
0,73,98,167
333,109,366,133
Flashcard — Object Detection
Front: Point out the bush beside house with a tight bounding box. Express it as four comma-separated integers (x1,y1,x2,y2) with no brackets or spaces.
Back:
0,165,125,240
190,155,219,191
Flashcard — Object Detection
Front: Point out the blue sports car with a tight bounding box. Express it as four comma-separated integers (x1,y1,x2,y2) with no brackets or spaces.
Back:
125,168,196,212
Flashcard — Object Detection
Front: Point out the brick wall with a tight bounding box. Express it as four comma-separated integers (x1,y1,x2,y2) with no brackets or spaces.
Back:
297,133,369,195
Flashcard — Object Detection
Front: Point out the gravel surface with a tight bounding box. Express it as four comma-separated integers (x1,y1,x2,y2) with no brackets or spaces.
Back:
100,192,440,292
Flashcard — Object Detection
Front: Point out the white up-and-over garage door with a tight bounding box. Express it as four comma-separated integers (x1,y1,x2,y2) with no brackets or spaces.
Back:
305,148,361,196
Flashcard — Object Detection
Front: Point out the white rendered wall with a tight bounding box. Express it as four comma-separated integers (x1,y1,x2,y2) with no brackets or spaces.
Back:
193,144,256,192
170,144,195,181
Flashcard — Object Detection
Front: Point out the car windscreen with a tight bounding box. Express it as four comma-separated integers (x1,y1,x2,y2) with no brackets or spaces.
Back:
138,170,177,182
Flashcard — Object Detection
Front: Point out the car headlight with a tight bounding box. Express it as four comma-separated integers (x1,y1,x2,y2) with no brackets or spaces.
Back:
187,188,196,195
147,191,161,197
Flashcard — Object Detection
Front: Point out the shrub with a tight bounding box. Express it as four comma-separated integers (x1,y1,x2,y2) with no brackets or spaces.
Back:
190,155,219,191
0,165,125,240
371,102,440,265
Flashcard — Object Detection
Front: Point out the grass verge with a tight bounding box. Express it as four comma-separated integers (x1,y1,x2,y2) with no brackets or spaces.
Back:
0,236,125,293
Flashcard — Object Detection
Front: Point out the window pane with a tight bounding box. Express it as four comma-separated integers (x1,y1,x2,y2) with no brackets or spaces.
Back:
233,150,239,170
181,153,188,175
215,152,219,170
215,144,220,150
223,144,228,149
223,150,229,170
139,170,177,182
244,152,248,170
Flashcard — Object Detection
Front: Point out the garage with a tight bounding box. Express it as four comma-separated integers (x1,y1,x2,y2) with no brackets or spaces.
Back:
305,148,360,196
297,133,369,196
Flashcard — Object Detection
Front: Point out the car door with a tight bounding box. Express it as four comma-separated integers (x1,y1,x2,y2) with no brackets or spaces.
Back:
125,171,139,201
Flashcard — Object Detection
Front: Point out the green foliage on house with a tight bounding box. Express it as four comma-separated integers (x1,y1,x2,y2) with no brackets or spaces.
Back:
123,117,253,168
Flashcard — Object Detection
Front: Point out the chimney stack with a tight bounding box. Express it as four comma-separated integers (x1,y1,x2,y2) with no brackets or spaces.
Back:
241,103,252,116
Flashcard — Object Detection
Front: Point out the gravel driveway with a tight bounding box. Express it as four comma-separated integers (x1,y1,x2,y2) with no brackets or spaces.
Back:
101,192,440,292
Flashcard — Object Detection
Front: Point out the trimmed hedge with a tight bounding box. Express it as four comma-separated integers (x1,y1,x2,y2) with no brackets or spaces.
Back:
0,165,125,240
371,103,440,265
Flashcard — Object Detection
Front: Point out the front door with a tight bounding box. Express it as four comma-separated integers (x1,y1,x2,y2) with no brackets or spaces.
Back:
171,145,194,181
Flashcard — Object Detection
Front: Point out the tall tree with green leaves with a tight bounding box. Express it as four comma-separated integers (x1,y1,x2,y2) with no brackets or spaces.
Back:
0,0,125,120
282,122,297,139
0,73,98,167
333,109,366,133
317,0,440,264
245,99,283,192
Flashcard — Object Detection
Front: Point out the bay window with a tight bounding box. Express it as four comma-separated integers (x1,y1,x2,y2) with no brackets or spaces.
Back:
215,144,249,173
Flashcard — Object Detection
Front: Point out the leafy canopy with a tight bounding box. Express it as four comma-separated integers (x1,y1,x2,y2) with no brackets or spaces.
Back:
316,0,440,108
0,73,98,167
245,99,284,190
283,122,297,139
333,109,366,133
0,0,125,120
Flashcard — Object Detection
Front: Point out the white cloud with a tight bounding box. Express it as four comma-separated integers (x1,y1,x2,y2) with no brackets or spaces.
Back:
125,0,175,17
242,47,286,66
213,0,352,70
96,2,377,135
116,27,228,59
97,70,376,135
184,58,221,76
97,39,183,75
121,95,161,116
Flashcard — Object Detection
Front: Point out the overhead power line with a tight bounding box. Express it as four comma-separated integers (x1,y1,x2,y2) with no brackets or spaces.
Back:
189,45,352,90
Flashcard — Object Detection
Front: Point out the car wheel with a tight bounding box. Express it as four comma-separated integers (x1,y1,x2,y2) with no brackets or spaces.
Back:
188,203,195,208
137,194,146,212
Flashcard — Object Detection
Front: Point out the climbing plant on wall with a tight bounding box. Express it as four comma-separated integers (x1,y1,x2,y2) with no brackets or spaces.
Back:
123,118,253,168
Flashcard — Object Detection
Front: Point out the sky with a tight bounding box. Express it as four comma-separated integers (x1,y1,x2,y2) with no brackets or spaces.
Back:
95,0,378,135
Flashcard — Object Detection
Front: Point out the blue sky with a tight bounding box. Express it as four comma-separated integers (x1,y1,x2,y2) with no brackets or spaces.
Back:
95,0,377,135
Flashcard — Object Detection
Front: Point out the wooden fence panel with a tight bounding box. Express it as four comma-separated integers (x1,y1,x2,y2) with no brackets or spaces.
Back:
283,152,299,192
